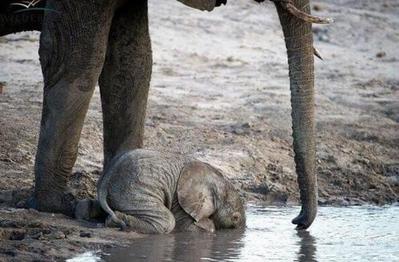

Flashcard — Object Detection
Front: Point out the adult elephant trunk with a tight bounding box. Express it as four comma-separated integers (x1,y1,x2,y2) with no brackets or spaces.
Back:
274,0,325,229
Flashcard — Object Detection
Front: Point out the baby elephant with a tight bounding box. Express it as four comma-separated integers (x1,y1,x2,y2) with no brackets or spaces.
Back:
75,149,245,234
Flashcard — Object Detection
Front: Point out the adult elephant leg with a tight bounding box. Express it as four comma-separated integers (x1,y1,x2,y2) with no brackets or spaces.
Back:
99,0,152,167
34,0,115,216
274,0,317,229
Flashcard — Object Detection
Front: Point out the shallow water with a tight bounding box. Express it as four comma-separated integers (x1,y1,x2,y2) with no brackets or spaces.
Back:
76,205,399,262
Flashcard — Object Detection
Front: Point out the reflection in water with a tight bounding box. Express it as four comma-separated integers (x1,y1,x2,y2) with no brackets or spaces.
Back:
107,229,245,262
95,205,399,261
296,230,317,262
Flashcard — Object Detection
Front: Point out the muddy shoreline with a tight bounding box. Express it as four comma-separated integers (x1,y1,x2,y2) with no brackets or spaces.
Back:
0,0,398,260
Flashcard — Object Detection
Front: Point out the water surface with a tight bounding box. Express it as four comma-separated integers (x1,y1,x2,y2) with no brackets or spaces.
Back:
83,205,399,261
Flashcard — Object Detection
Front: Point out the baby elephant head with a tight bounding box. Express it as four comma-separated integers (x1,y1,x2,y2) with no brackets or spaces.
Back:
177,161,246,230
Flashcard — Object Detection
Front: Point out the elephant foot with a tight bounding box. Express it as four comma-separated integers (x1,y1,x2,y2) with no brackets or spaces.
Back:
29,190,76,217
105,212,127,230
105,215,119,228
292,208,316,230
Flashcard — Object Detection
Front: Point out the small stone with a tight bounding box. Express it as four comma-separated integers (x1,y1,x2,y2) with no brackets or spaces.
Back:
63,229,73,236
10,230,25,241
16,200,27,208
376,51,386,58
230,122,252,135
80,231,91,238
27,221,43,228
318,197,328,205
51,231,66,239
232,128,245,135
30,232,43,240
241,122,251,128
41,228,51,235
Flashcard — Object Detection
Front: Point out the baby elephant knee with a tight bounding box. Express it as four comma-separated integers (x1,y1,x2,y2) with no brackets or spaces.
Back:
160,214,176,234
148,211,176,234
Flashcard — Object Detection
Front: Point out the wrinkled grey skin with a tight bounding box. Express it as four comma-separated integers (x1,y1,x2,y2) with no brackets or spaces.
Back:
75,149,246,234
1,0,318,229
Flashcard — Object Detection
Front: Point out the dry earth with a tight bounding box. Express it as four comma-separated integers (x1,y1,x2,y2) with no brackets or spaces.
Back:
0,0,398,260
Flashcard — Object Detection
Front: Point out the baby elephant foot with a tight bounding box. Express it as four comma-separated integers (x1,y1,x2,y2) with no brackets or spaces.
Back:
105,211,127,230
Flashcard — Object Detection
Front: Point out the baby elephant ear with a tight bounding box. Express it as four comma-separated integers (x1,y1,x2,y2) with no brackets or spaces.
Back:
177,161,216,222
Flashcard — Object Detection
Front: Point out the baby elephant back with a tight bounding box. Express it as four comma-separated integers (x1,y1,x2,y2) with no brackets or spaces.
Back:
107,149,184,212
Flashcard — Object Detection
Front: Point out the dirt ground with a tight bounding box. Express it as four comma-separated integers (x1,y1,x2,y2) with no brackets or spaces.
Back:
0,0,398,260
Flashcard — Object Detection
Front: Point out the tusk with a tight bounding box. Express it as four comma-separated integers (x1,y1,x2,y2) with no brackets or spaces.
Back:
313,47,323,60
272,0,334,24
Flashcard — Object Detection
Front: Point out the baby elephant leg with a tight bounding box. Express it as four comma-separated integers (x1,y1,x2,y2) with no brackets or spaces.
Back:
175,217,215,233
106,205,176,234
173,205,215,233
75,199,106,221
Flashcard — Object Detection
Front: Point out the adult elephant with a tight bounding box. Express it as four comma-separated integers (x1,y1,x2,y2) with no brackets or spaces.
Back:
0,0,330,229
